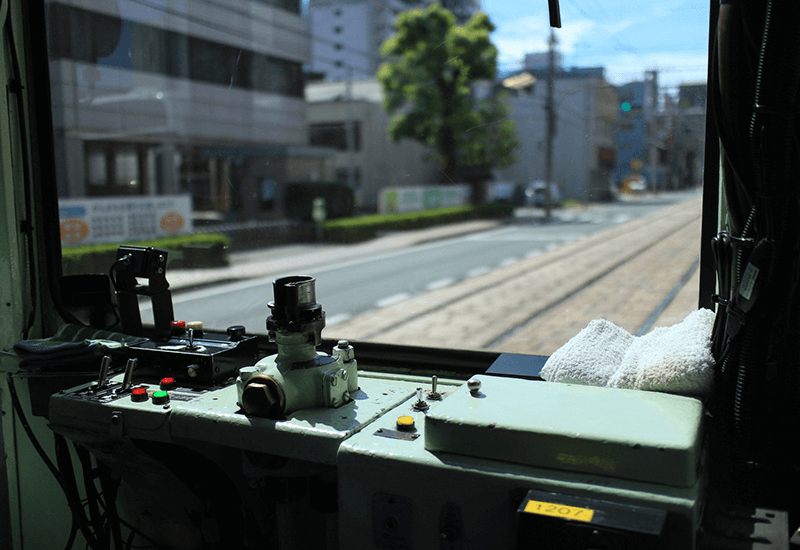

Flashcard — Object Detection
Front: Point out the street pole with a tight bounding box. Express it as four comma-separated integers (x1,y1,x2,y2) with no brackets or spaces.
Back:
345,68,356,192
544,29,558,222
646,69,659,193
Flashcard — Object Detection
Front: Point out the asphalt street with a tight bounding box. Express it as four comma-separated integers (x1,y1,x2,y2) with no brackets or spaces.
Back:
148,191,701,333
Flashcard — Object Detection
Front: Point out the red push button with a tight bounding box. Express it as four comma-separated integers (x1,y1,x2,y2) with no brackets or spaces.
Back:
160,377,177,390
131,387,148,402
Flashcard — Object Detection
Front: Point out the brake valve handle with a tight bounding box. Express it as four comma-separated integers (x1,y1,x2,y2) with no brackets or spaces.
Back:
236,276,357,419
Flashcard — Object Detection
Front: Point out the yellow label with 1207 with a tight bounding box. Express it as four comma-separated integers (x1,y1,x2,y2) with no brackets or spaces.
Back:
523,500,595,522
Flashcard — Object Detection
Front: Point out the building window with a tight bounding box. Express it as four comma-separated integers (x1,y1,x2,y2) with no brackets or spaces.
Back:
334,8,343,16
114,150,140,188
48,3,302,97
335,167,361,185
598,148,616,169
84,142,147,196
309,122,361,151
334,26,343,33
334,44,343,50
87,152,107,187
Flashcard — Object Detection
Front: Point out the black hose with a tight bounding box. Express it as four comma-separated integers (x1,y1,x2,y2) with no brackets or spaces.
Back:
98,461,124,550
62,523,78,550
53,433,103,550
734,0,800,472
75,444,104,539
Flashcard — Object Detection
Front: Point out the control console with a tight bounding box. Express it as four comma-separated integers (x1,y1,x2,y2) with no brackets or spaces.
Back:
127,325,258,386
47,257,707,549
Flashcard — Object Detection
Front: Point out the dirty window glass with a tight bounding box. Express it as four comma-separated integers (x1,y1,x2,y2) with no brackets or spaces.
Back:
48,0,709,356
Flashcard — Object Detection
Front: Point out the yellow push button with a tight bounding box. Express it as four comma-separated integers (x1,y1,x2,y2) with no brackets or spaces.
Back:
396,415,415,431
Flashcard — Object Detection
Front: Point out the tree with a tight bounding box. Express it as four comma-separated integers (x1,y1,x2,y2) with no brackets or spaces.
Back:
377,4,518,202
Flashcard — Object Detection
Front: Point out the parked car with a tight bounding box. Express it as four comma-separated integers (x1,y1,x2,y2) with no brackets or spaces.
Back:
526,181,560,207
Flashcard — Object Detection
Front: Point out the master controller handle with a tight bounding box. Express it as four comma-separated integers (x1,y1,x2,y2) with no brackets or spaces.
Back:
266,276,325,344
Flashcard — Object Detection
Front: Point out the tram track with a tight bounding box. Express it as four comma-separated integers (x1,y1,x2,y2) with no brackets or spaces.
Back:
327,197,703,354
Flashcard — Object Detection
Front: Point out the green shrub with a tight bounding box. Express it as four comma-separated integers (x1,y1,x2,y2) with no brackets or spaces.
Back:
323,203,513,243
61,233,230,276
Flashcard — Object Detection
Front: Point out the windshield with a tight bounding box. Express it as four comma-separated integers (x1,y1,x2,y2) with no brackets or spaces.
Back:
48,0,709,356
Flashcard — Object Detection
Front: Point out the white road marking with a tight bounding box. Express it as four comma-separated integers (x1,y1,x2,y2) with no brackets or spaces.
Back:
326,313,353,326
376,292,411,308
467,266,490,278
464,227,524,241
427,278,455,290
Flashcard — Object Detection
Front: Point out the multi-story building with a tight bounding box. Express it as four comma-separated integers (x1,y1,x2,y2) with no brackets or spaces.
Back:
496,59,619,202
615,79,706,192
308,0,480,81
48,0,331,220
671,82,706,189
613,76,664,190
305,79,440,210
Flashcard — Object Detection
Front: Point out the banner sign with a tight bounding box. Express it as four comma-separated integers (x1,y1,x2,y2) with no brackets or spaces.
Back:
58,195,193,246
379,185,470,214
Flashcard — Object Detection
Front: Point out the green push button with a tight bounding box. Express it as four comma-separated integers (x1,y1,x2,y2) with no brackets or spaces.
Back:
152,390,170,405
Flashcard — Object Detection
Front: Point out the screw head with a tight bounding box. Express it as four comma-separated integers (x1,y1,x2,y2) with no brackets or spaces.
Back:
467,378,482,395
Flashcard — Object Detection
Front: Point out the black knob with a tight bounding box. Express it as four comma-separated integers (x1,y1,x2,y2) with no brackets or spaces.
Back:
227,325,246,341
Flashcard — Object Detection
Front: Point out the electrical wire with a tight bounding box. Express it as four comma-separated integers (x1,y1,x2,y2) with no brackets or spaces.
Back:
108,253,132,291
5,374,102,550
62,523,78,550
3,10,38,340
75,444,104,539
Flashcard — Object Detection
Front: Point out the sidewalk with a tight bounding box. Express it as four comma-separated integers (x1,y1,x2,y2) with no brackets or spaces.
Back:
166,219,504,292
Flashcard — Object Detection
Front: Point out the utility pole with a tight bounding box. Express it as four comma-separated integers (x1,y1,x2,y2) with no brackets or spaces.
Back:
646,69,659,193
544,29,558,222
345,68,356,192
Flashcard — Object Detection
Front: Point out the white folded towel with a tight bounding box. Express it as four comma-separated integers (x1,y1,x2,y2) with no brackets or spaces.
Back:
541,309,716,397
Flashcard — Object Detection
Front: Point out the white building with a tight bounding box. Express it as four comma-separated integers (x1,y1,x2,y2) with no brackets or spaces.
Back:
305,79,440,209
48,0,331,219
496,63,619,202
308,0,481,81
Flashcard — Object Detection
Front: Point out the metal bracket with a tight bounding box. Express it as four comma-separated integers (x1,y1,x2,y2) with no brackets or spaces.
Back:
322,367,350,408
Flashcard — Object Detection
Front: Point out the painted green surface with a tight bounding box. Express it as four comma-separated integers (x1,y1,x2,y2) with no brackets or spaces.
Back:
424,376,704,488
338,375,702,549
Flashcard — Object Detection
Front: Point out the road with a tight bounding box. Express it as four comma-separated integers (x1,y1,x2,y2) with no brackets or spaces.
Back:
157,191,702,339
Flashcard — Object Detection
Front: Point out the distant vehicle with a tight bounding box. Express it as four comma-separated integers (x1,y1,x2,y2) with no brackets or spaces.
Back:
526,181,560,207
626,175,647,192
487,182,527,205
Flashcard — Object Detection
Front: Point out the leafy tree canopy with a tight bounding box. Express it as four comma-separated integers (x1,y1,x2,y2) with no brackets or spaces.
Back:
378,4,518,192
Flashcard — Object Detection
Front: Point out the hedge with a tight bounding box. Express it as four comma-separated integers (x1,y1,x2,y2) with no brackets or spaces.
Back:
61,233,230,276
322,203,514,243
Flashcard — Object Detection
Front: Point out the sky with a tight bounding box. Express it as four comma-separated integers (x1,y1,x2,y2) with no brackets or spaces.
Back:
482,0,710,95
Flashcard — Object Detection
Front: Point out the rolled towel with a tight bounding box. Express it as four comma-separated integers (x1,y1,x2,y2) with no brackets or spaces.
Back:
609,309,715,396
541,309,716,398
540,318,634,387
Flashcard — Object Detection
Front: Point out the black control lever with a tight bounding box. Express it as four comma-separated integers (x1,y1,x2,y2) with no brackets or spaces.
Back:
112,246,174,339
